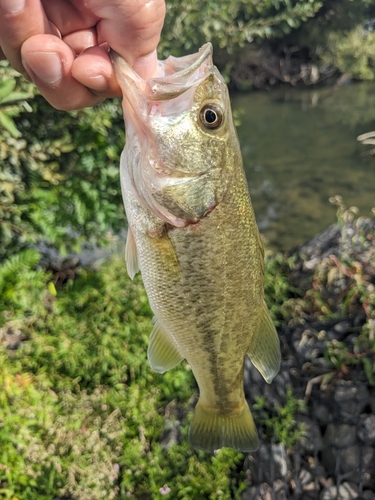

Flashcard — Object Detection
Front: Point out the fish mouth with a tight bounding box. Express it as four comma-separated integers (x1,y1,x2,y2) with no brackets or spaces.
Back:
111,43,213,104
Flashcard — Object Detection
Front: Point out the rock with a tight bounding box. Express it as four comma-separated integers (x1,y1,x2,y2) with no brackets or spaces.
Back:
272,443,288,478
293,328,326,362
322,424,357,473
325,320,351,341
320,482,358,500
298,415,323,453
324,424,357,448
340,445,360,474
273,479,288,500
362,491,375,499
299,467,313,485
358,415,375,444
246,443,288,484
334,381,370,418
361,447,375,487
313,402,333,426
243,483,272,500
293,224,341,273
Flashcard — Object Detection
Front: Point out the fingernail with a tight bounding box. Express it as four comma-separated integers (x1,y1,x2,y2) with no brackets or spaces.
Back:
87,74,108,92
1,0,25,14
24,52,62,85
133,51,157,80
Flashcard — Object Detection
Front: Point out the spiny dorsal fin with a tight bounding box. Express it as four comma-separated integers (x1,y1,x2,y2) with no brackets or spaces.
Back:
125,226,140,279
147,317,184,373
247,300,280,383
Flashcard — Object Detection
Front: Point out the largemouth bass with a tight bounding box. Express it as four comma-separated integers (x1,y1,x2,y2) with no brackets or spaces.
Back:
112,43,280,453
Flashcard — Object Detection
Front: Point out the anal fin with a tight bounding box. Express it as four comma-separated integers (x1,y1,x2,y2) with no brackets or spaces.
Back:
247,300,281,384
125,226,139,279
147,317,184,373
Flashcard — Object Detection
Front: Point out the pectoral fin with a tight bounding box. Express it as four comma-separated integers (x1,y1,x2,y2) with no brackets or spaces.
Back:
147,317,184,373
125,226,139,279
247,301,281,383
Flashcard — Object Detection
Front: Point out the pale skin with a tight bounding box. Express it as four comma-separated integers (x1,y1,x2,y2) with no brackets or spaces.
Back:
0,0,166,110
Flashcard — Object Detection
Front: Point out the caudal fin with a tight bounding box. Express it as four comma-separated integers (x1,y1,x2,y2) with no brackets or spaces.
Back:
189,400,258,452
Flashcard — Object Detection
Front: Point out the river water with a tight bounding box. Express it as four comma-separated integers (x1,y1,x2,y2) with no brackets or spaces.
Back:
232,81,375,252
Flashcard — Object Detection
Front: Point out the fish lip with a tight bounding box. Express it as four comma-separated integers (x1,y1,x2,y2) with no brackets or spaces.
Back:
110,43,214,102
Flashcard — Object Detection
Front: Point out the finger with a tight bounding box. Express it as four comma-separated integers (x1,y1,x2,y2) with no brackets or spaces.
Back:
21,34,105,110
63,28,97,55
88,0,166,79
0,0,58,74
41,0,99,35
71,45,121,97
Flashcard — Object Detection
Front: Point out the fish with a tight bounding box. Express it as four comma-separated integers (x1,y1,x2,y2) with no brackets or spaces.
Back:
111,43,280,453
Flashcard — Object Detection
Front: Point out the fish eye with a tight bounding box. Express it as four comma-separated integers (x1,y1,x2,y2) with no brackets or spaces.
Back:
199,104,223,130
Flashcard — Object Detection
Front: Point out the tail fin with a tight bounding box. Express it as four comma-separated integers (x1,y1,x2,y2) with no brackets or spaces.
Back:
189,400,258,453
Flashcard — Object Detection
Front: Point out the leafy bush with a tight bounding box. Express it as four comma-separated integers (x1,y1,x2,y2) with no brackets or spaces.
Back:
295,0,375,80
160,0,322,57
0,62,125,260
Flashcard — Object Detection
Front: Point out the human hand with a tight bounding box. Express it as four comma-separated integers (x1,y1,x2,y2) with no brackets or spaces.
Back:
0,0,165,110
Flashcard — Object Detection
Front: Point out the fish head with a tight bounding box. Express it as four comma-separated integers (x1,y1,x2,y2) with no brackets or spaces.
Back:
112,44,240,226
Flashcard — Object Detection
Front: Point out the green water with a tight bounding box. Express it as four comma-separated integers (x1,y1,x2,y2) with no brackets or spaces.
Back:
232,82,375,251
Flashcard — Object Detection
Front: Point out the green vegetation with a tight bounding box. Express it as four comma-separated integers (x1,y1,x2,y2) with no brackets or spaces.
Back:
0,255,249,499
0,62,125,260
296,0,375,81
160,0,322,56
254,388,306,450
0,221,316,500
292,199,375,383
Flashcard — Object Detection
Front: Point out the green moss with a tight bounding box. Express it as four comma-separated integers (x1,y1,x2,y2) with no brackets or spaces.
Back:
0,255,250,499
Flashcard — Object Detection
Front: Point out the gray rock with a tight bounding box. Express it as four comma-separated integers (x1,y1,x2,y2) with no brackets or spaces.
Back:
322,424,357,473
340,445,360,474
324,424,357,448
243,483,273,500
273,479,288,500
293,328,326,362
326,320,351,341
334,381,369,417
358,415,375,444
299,467,313,486
272,443,288,478
314,402,333,426
298,415,324,453
361,447,375,487
363,491,375,499
246,443,288,484
320,482,358,500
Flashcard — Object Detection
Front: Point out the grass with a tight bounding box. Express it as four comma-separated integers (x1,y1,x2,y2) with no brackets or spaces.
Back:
0,255,250,499
1,203,373,498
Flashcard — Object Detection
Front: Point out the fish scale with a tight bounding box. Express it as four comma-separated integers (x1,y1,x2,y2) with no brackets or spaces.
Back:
112,43,281,452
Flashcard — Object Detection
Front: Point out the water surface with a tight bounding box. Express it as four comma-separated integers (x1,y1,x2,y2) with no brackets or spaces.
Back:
232,82,375,251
